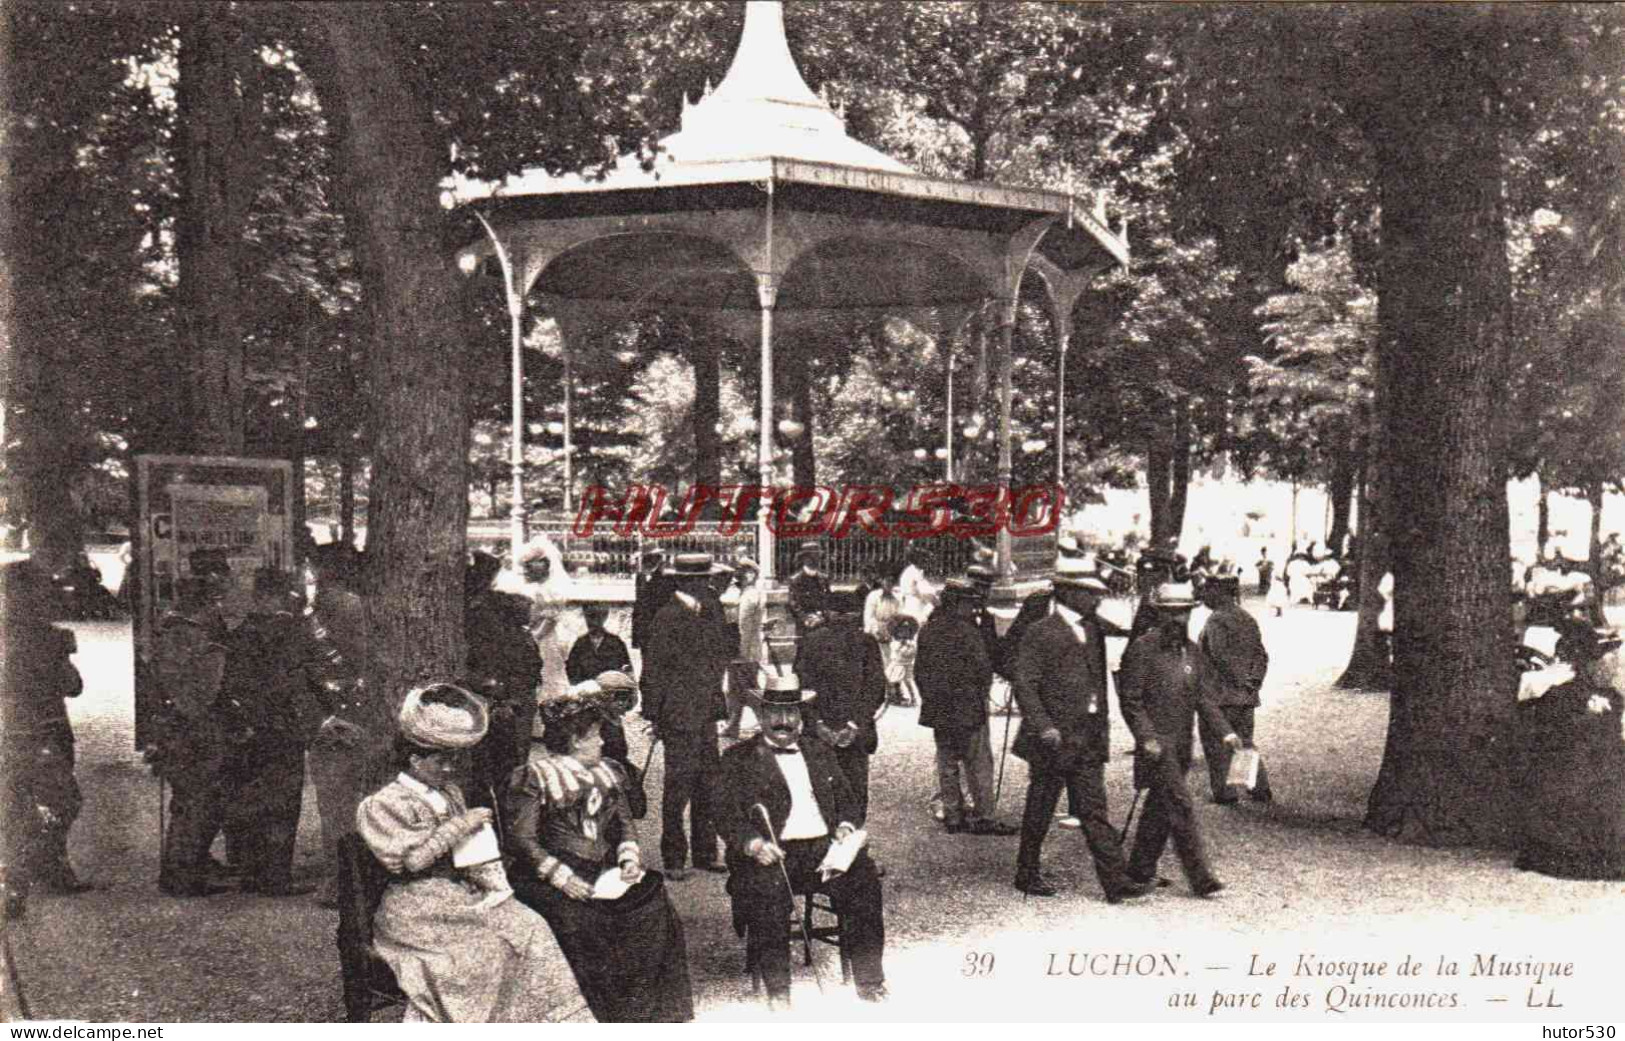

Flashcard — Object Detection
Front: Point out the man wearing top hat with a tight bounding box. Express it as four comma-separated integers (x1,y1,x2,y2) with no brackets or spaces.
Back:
1195,575,1273,804
787,541,831,632
641,553,733,878
1118,582,1240,897
1010,558,1153,900
713,674,888,1010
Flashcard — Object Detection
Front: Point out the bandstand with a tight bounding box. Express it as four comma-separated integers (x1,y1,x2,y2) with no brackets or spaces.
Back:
451,0,1128,598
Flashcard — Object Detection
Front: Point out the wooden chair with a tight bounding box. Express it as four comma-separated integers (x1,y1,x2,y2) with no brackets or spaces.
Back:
746,885,852,993
335,832,406,1022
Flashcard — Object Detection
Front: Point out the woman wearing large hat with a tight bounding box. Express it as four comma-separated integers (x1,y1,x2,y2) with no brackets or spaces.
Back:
504,680,694,1021
1516,621,1625,879
354,683,570,1022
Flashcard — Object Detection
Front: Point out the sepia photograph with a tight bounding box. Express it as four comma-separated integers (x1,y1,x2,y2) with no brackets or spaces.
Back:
1,0,1622,1026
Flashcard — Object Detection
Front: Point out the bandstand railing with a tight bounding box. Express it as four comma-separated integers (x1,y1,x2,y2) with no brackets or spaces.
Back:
468,516,1056,586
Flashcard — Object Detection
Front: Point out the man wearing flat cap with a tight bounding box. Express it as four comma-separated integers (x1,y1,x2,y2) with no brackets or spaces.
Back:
641,553,733,878
714,675,888,1010
1118,582,1239,897
1010,557,1151,900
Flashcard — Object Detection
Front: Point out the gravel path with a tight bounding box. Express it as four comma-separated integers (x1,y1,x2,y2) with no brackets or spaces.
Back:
8,601,1622,1022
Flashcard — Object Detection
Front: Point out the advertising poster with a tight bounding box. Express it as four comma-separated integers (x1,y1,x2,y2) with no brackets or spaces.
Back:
131,454,293,748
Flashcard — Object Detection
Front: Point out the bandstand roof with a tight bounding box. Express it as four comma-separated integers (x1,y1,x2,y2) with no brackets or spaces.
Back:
452,0,1128,316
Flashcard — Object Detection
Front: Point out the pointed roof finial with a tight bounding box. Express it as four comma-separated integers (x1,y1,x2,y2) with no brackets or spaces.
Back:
665,0,911,174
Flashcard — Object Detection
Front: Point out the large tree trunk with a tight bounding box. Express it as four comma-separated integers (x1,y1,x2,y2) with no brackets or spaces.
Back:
1147,399,1190,547
176,7,251,455
1586,477,1605,591
339,447,356,546
4,46,89,575
691,331,721,491
1146,423,1172,545
1168,398,1191,542
1358,10,1516,848
1536,467,1550,559
308,5,469,735
1337,417,1392,690
1326,433,1358,558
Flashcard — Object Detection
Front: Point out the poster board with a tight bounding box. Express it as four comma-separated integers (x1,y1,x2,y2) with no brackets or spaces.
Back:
131,454,294,748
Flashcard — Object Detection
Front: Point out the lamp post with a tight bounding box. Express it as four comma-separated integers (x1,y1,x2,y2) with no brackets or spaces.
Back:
468,212,526,565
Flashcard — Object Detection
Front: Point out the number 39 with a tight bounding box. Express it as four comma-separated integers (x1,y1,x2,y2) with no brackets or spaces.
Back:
962,951,995,977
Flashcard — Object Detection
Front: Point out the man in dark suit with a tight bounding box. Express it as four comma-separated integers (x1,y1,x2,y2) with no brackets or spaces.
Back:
918,580,1019,835
997,537,1128,680
713,675,887,1010
1010,559,1152,901
214,568,336,897
1195,576,1273,804
1,561,90,912
786,541,831,632
1118,582,1240,897
641,553,733,879
795,611,887,821
565,604,633,684
630,549,669,652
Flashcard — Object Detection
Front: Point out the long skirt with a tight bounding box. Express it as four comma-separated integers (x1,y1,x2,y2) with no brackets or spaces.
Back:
1516,696,1625,880
374,876,575,1022
516,869,694,1023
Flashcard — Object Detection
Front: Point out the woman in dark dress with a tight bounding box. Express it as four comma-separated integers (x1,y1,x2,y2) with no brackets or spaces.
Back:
504,681,693,1022
1515,622,1625,879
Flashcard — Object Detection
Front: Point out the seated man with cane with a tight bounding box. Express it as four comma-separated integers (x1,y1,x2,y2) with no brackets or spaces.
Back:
713,673,888,1011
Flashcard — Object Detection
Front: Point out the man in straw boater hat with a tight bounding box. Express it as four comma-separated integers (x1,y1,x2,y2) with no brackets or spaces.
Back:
998,534,1130,680
786,540,831,633
1117,582,1241,898
1009,557,1154,900
713,672,888,1010
641,552,734,879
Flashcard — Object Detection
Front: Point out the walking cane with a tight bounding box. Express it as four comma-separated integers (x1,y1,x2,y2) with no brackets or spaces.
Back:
753,803,825,995
992,683,1016,809
1117,788,1144,844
